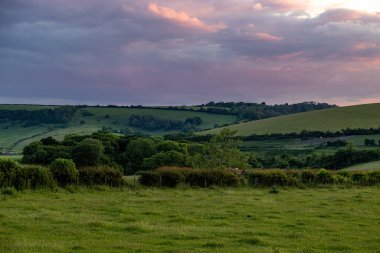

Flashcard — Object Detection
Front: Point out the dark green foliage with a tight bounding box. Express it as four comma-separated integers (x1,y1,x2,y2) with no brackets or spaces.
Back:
128,115,201,131
300,170,317,186
199,101,335,120
0,158,21,188
248,170,292,187
0,106,77,126
78,166,123,186
50,159,78,187
138,171,160,187
184,169,239,187
316,169,333,184
0,159,54,190
140,167,239,188
142,151,190,170
367,171,380,185
16,166,55,190
72,138,104,167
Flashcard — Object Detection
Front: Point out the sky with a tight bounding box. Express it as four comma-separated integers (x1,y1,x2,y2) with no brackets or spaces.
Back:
0,0,380,106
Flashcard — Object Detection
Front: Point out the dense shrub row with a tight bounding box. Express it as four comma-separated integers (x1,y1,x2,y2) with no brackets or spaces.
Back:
247,169,380,187
0,158,123,190
139,167,239,188
138,167,380,188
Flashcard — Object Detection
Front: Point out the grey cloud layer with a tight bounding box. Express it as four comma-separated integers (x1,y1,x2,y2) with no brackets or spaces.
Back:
0,0,380,105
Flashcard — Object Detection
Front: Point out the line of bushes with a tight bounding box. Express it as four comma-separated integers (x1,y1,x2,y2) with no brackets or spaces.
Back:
247,169,380,187
0,158,124,191
138,167,380,188
138,167,239,188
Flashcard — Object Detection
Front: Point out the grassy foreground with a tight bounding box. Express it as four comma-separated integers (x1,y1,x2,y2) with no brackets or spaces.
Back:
1,187,380,253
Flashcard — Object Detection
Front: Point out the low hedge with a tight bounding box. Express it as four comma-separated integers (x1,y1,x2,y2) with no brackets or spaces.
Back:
248,169,380,187
139,167,239,188
1,158,55,190
79,166,123,186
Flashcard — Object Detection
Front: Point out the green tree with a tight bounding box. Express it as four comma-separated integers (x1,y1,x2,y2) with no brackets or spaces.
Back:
72,138,104,167
204,128,249,169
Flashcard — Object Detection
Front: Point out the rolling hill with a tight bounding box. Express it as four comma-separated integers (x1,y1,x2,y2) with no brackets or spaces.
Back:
202,103,380,136
0,106,237,153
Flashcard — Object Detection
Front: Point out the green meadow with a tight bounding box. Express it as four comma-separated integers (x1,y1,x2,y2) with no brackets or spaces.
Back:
1,187,379,253
203,103,380,136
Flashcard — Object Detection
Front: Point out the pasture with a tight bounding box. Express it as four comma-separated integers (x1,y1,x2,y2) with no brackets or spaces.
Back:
203,103,380,136
0,187,379,253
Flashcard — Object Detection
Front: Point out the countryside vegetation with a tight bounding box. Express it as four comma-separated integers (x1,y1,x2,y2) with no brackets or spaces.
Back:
1,102,380,252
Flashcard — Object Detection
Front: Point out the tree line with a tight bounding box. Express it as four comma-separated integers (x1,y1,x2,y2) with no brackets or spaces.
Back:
0,106,79,126
128,115,202,131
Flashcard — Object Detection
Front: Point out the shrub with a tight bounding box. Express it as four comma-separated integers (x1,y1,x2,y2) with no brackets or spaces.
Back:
50,159,78,187
351,172,367,185
248,170,294,187
316,169,333,184
10,165,55,190
183,169,239,187
139,171,160,187
300,170,316,185
1,187,16,196
158,170,185,188
79,166,123,186
332,174,349,185
367,171,380,185
0,158,21,188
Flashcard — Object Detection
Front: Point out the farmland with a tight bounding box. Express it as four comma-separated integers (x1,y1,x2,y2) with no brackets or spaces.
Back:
0,106,237,153
203,103,380,136
0,187,379,253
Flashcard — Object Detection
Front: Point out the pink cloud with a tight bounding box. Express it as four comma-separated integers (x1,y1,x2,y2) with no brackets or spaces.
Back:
148,3,225,32
255,32,283,41
354,42,378,51
259,0,309,12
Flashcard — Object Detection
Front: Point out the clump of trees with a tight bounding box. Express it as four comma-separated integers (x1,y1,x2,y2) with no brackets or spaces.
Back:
128,115,202,131
0,106,78,127
22,129,249,175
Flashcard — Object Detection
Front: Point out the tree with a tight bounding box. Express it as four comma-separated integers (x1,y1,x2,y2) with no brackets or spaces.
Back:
204,128,249,169
123,138,157,174
72,138,104,167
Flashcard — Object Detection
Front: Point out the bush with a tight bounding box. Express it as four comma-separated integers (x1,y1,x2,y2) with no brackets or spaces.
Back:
316,169,333,184
0,158,21,188
248,170,294,187
300,170,316,185
188,169,239,187
158,170,185,188
139,171,160,187
16,166,55,190
79,166,123,186
367,171,380,185
351,172,367,185
50,159,78,186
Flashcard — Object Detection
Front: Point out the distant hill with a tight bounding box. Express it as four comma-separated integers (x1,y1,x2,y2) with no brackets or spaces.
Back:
0,105,237,153
201,103,380,136
0,101,339,153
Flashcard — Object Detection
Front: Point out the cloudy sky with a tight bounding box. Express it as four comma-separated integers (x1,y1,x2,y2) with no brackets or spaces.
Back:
1,0,380,106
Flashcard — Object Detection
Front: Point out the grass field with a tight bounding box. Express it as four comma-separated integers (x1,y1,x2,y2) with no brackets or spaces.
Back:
343,161,380,171
0,106,237,153
0,187,379,253
203,103,380,136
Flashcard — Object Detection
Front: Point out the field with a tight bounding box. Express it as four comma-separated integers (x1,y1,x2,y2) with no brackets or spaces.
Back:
240,134,380,156
0,187,380,253
343,160,380,171
0,106,237,153
203,103,380,136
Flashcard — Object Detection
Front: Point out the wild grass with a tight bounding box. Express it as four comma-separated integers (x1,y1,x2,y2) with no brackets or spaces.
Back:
203,103,380,136
0,187,379,252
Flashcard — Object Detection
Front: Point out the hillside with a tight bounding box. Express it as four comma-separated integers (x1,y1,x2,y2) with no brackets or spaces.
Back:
0,106,237,153
202,103,380,136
